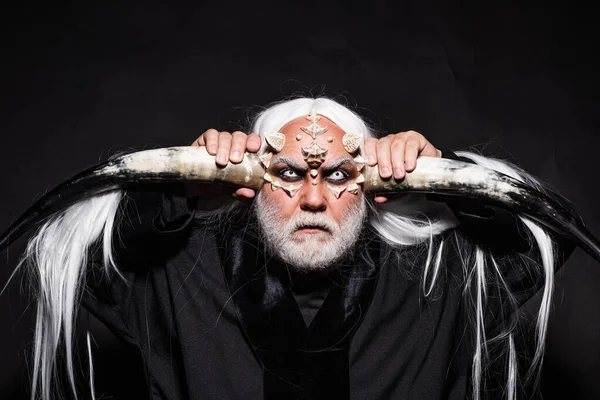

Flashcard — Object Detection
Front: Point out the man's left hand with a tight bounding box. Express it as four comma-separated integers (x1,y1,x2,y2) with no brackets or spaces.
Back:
364,130,441,179
364,131,441,203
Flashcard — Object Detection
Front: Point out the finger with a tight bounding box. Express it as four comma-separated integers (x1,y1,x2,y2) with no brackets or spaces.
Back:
216,131,232,166
404,136,421,172
234,188,256,199
420,142,442,158
364,138,378,166
376,136,394,178
246,133,262,153
373,193,408,203
390,136,407,179
192,129,218,147
229,131,247,163
203,129,220,154
374,195,388,203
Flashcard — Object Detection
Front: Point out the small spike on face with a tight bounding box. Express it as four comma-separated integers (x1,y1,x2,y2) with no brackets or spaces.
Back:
259,152,273,168
265,132,286,152
282,183,302,197
353,155,366,171
270,181,281,191
342,132,361,153
301,110,329,140
327,185,346,199
302,141,329,168
347,182,359,195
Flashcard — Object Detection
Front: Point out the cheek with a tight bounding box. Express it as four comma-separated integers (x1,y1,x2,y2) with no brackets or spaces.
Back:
328,192,362,220
260,187,299,217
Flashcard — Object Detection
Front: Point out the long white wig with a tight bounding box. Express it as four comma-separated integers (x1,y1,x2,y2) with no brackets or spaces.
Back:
13,97,556,400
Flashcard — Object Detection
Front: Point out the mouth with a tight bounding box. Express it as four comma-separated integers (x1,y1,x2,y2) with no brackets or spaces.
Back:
295,225,330,234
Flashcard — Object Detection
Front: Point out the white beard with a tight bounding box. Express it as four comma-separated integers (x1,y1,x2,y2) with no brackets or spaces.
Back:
254,191,367,271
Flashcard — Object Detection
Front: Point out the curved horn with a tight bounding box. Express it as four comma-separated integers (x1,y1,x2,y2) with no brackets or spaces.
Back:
1,149,599,265
0,146,264,252
363,156,600,263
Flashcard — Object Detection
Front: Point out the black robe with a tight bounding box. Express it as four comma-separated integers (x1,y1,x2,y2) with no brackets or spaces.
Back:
81,185,576,400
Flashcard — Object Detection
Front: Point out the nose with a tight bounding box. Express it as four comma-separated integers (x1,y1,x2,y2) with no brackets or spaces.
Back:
299,182,327,212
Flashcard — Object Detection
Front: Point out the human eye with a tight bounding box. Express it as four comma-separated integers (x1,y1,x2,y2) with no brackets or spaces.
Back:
279,168,302,182
326,169,349,184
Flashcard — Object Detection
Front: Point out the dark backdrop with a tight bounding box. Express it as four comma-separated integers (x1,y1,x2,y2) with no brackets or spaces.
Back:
1,2,599,399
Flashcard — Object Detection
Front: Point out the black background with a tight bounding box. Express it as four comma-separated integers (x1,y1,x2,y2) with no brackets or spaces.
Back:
1,2,599,399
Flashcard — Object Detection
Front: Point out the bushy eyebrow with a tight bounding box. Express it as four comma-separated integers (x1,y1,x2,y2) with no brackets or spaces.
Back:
321,157,355,173
271,156,308,172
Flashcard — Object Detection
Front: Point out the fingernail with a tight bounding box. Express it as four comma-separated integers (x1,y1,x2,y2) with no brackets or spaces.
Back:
232,151,241,160
368,155,377,165
394,168,404,179
380,167,391,176
217,155,227,164
406,161,413,169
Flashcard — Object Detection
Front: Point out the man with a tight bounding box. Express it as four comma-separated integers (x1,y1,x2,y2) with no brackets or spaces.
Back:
15,97,576,399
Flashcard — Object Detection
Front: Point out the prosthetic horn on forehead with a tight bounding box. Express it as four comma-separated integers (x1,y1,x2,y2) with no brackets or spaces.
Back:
1,146,599,263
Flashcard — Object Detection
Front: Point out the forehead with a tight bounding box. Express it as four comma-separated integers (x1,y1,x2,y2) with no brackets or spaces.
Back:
280,114,343,135
277,115,347,158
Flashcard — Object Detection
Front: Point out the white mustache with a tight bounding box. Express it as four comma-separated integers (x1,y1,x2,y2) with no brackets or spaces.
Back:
288,213,338,233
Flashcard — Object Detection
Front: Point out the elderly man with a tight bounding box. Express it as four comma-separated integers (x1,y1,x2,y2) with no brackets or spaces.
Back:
11,97,577,400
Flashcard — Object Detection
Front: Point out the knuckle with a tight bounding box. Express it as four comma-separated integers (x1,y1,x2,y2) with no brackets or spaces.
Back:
391,143,406,153
218,131,232,141
406,139,419,149
376,137,391,147
397,130,417,139
364,138,378,148
249,134,262,144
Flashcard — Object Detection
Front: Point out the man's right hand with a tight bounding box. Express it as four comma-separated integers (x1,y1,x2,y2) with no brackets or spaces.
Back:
190,129,261,199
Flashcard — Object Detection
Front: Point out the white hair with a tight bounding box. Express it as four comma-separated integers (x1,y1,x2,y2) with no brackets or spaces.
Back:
16,191,124,400
11,97,556,400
